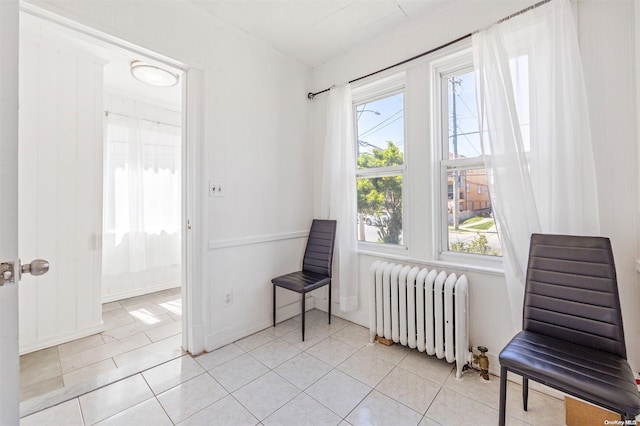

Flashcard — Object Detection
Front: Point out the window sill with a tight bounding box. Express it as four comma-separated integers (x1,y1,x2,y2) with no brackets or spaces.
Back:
357,248,505,277
357,241,408,256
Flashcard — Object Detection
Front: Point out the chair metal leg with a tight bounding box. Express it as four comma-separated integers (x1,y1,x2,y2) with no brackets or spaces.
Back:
328,282,332,324
523,377,529,411
499,366,507,426
273,285,276,328
301,295,305,342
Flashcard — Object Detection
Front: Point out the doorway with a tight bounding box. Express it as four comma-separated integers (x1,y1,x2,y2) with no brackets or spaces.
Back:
17,8,194,413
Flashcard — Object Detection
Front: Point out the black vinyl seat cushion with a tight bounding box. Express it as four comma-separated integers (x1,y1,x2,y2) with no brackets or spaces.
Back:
500,331,640,416
271,271,331,294
498,233,640,424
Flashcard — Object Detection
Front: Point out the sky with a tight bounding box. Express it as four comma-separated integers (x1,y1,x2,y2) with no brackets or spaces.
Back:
355,92,404,157
448,70,483,159
354,72,482,160
355,64,530,161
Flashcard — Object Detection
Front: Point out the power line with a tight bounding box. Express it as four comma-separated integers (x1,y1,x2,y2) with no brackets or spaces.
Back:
360,115,403,139
359,109,402,138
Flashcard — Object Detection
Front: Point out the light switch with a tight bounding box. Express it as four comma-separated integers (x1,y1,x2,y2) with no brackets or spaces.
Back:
209,181,225,197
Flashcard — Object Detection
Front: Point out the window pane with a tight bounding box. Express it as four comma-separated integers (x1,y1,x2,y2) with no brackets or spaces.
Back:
447,71,481,160
356,93,404,169
357,175,402,245
446,168,501,256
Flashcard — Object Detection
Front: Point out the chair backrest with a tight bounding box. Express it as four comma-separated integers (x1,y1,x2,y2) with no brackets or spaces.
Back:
523,233,627,358
302,219,337,277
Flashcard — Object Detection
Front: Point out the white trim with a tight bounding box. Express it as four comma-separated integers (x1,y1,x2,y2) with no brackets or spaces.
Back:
357,240,408,255
351,72,406,103
357,249,505,276
441,156,486,168
208,231,308,250
183,68,205,356
19,323,105,356
18,3,204,359
356,165,406,177
205,296,315,352
274,296,316,325
101,282,180,304
19,29,109,66
19,2,191,71
313,298,369,328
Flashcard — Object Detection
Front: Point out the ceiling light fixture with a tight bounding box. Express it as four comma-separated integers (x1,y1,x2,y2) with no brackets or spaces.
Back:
130,60,179,87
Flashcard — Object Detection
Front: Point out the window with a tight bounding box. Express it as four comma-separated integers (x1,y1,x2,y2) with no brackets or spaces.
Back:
103,113,181,275
355,90,405,246
441,68,502,257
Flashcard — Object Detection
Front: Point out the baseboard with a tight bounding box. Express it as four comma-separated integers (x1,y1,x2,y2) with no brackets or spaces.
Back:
101,281,181,304
19,322,105,355
312,297,368,328
204,296,315,352
274,296,316,324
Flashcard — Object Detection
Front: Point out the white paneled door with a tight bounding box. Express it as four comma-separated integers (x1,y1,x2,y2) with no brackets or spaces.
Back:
18,34,105,354
0,0,20,424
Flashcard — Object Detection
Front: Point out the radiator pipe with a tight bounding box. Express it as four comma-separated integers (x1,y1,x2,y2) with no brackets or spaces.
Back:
472,346,490,381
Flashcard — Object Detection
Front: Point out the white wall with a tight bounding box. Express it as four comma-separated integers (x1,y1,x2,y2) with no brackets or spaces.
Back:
18,32,104,354
310,0,640,375
24,0,313,352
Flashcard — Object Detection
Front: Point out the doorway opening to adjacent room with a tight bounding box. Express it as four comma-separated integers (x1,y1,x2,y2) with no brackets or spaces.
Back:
17,5,200,414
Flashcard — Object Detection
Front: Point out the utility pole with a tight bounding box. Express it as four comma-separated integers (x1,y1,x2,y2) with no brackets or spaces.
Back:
451,77,461,231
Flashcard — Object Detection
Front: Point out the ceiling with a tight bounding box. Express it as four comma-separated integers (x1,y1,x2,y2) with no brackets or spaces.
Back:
190,0,451,68
20,0,461,104
21,12,182,109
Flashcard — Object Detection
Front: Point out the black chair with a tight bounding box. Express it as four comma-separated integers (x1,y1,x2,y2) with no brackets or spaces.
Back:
498,234,640,425
272,219,337,341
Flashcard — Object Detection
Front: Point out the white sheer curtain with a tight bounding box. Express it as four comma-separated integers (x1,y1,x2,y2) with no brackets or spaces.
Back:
103,113,181,277
473,0,600,330
321,84,358,312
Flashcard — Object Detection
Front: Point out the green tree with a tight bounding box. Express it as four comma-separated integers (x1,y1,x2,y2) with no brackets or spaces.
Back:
357,141,403,244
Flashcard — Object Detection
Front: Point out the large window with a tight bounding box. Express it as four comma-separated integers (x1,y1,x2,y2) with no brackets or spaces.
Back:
441,68,502,257
355,90,405,246
103,113,181,275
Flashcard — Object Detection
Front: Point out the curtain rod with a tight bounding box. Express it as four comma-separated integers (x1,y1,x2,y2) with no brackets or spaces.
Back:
104,110,181,129
307,0,552,100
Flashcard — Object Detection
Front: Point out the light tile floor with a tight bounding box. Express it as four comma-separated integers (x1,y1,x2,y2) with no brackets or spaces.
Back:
20,287,183,404
21,309,567,425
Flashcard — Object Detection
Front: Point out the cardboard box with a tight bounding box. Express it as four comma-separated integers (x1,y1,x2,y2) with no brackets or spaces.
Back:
565,396,620,426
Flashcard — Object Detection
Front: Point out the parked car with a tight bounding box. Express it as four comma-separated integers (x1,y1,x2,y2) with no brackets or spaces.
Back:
365,212,390,226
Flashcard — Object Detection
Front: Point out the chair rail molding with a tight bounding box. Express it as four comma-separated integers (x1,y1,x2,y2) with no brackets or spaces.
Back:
208,230,308,250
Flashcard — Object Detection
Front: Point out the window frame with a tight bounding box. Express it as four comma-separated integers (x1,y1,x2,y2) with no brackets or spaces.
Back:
352,74,408,254
433,58,503,266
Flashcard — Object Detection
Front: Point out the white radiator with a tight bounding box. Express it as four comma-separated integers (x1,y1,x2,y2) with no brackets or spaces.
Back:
369,261,472,378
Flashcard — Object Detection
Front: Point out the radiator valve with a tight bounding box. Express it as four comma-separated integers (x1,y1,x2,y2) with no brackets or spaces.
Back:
472,346,490,381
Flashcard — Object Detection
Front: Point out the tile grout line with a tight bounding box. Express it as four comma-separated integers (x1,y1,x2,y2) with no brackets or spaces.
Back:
139,373,175,425
24,309,567,425
20,295,184,418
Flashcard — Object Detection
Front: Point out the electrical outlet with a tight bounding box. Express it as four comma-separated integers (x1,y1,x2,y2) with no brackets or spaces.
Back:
224,291,233,306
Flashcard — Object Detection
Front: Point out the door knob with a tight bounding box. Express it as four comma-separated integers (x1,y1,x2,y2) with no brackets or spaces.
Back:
21,259,49,276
